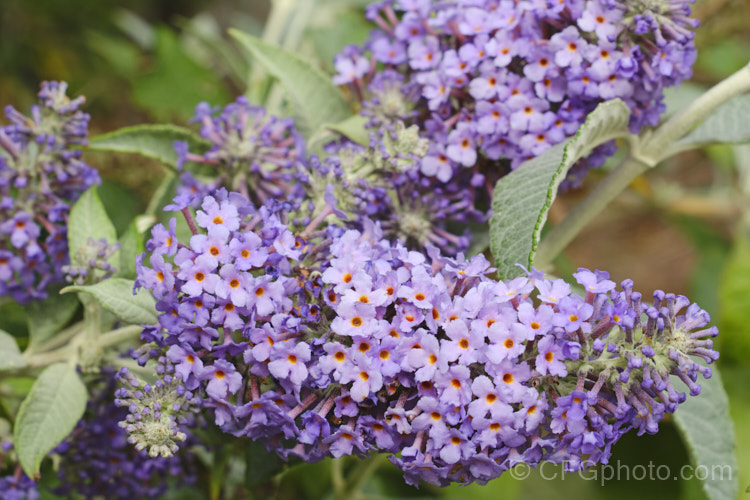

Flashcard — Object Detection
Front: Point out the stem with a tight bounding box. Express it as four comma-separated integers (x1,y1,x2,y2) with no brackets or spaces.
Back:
97,325,143,350
26,320,83,353
181,208,199,235
331,458,345,499
23,344,74,369
646,61,750,162
332,454,388,500
535,154,649,268
22,325,141,370
346,454,387,498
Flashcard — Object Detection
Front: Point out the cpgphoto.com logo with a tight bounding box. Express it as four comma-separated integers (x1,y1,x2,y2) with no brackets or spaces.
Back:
509,460,734,486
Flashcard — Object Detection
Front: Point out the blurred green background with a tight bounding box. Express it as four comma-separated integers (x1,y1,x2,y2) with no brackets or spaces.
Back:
1,0,749,498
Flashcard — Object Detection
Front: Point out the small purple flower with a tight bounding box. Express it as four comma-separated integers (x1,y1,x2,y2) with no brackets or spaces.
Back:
445,125,477,167
203,359,243,400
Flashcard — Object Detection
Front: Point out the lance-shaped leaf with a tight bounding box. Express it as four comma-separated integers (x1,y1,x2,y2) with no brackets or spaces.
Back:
62,278,158,325
229,29,351,137
68,187,119,268
14,363,87,478
118,218,150,280
671,94,750,154
673,368,738,500
25,291,79,350
324,114,370,147
0,330,26,371
489,99,632,279
88,124,210,171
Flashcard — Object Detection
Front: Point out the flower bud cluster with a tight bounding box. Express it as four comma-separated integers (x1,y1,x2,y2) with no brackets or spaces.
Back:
63,237,119,285
114,365,199,459
54,370,197,498
0,81,99,303
133,190,718,486
173,95,306,207
173,98,484,255
335,0,698,188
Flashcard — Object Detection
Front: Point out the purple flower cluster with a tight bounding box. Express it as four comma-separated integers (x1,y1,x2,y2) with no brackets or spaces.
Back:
0,81,99,303
62,237,119,286
133,190,718,486
174,95,305,207
335,0,698,188
0,466,38,500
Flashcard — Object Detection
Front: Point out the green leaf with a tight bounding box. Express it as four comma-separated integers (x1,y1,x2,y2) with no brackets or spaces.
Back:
718,235,750,363
68,186,119,267
131,27,230,122
88,124,210,171
673,368,738,500
118,220,146,280
307,7,371,70
673,95,750,152
489,99,631,279
146,172,178,216
0,330,26,371
25,291,79,350
13,363,87,478
229,29,350,137
62,278,157,325
245,440,286,488
324,114,370,147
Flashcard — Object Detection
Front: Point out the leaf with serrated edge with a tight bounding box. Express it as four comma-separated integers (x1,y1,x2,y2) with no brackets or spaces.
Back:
26,291,79,350
673,369,738,500
0,330,26,370
68,187,119,268
88,124,210,171
229,29,350,137
673,94,750,153
62,278,157,325
14,363,87,477
490,99,631,279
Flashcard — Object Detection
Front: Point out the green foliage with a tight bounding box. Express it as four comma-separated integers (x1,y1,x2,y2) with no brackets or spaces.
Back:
67,186,119,267
88,124,210,171
0,330,26,371
245,440,287,488
61,278,157,325
307,8,371,70
673,369,739,500
695,38,750,80
25,291,79,350
326,114,370,147
98,181,145,236
118,220,146,280
13,363,88,478
229,29,351,137
718,234,750,363
132,27,230,122
489,99,632,279
673,95,750,152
